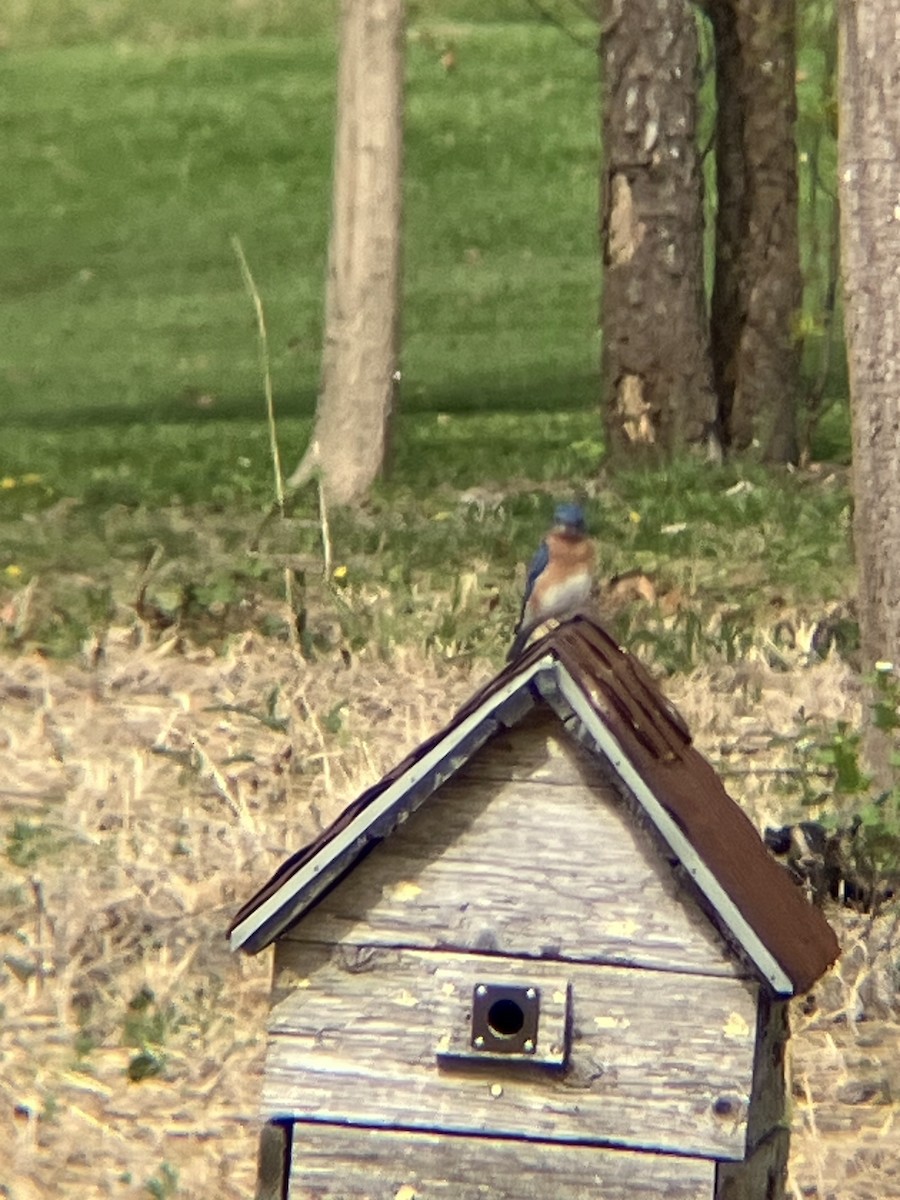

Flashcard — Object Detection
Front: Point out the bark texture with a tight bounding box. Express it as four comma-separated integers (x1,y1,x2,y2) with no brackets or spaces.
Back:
839,1,900,674
288,0,404,504
707,0,802,462
601,0,718,462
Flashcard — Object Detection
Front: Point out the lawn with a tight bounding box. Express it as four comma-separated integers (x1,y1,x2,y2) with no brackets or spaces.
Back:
0,1,853,661
1,5,600,486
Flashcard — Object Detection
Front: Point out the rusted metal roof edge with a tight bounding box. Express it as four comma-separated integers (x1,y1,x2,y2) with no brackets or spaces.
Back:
545,668,795,996
229,656,554,953
550,621,692,758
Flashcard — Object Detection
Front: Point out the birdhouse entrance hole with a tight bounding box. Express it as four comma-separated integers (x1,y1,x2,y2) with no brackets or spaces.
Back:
488,997,525,1037
471,983,540,1055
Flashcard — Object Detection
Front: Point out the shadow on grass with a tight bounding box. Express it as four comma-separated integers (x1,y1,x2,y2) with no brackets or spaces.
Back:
1,372,597,432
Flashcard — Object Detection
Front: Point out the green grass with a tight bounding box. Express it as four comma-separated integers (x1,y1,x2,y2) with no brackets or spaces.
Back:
1,39,336,428
0,0,580,49
0,20,600,483
0,3,854,661
0,456,855,663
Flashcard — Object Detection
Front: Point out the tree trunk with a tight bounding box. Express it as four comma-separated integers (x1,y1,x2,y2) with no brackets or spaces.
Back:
288,0,404,505
600,0,719,462
839,0,900,772
707,0,801,462
705,0,745,452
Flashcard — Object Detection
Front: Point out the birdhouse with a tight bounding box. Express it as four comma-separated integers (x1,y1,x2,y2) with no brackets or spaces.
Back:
229,616,839,1200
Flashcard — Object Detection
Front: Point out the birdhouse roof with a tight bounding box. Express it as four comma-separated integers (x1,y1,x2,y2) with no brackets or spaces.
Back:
228,616,838,995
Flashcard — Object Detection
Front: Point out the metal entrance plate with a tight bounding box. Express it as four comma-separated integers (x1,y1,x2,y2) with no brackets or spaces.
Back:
471,983,540,1054
436,977,570,1068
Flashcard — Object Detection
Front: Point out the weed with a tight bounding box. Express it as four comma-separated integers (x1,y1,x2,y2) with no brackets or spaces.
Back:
127,1050,167,1083
322,700,348,736
73,1027,98,1061
777,666,900,905
144,1162,179,1200
122,986,184,1082
205,686,289,733
6,820,65,869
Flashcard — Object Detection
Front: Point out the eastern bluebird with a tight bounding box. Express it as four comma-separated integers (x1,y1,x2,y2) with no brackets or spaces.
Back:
507,502,595,661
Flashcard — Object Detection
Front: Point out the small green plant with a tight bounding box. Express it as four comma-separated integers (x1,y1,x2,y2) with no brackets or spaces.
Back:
73,1027,97,1061
5,820,65,868
780,664,900,907
144,1162,179,1200
206,685,289,733
127,1049,166,1083
123,986,184,1083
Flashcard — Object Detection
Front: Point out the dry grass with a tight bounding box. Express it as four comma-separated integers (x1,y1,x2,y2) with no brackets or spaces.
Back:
789,946,900,1200
1,629,485,1198
1,629,898,1198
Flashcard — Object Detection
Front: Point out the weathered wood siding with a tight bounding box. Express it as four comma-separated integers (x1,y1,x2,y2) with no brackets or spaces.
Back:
264,941,758,1160
288,1124,717,1199
285,712,744,979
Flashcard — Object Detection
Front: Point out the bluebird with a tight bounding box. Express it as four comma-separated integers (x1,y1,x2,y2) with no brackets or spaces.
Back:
507,502,595,661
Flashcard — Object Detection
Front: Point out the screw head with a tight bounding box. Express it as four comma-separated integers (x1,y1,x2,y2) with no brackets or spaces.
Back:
474,1036,485,1049
523,1039,535,1053
525,988,537,1001
476,985,487,997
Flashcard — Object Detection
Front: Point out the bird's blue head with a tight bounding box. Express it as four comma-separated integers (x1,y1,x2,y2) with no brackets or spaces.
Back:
553,502,586,532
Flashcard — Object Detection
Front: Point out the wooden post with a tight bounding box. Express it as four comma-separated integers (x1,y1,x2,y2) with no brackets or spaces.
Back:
255,1119,292,1200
